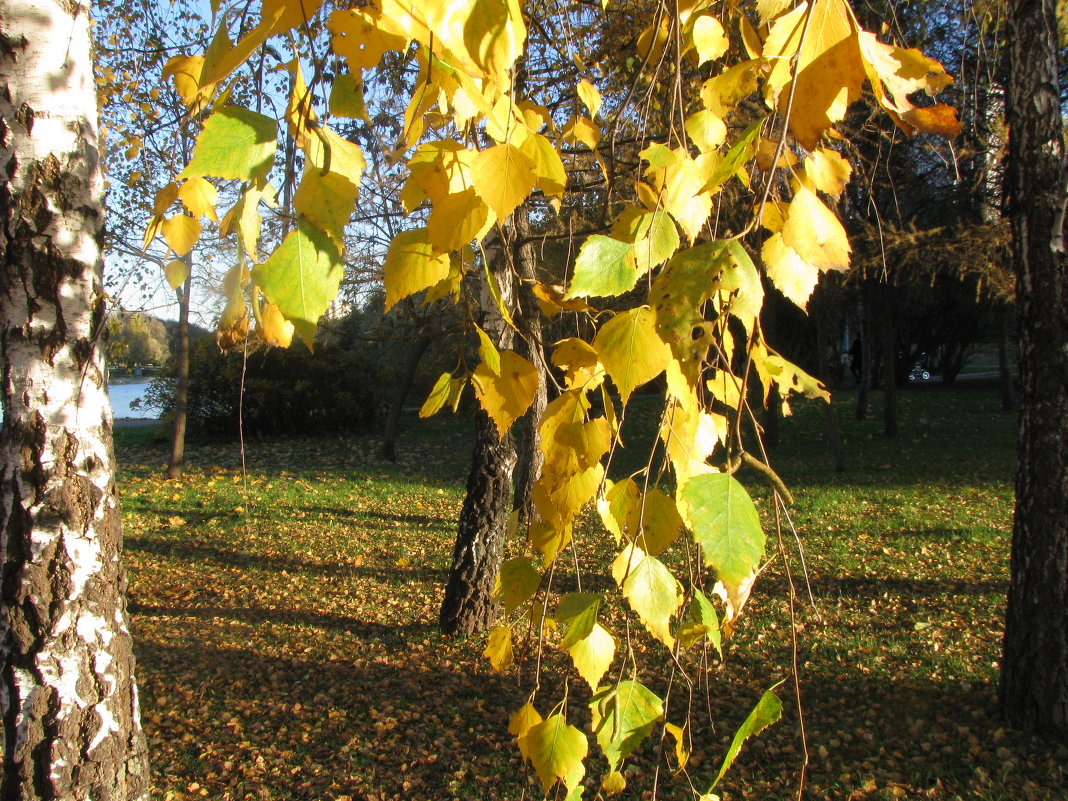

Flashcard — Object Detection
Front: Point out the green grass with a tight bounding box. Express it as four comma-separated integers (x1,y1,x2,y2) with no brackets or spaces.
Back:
116,383,1066,801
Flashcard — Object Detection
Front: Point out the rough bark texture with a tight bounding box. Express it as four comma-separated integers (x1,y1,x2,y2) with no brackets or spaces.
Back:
999,0,1068,740
439,235,519,634
0,0,151,796
439,408,517,634
166,273,191,480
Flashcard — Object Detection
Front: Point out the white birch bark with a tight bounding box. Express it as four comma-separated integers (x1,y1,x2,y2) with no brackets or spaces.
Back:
0,0,150,796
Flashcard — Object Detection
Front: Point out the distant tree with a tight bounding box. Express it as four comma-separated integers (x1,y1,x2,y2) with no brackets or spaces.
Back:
0,0,150,793
999,0,1068,739
108,311,171,367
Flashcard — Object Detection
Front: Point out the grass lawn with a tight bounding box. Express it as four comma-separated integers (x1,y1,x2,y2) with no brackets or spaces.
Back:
115,381,1067,801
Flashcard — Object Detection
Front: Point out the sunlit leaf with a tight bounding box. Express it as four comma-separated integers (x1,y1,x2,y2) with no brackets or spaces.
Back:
178,177,218,222
708,687,784,791
762,232,819,308
163,259,189,291
781,186,851,271
521,714,588,793
556,592,601,649
473,349,540,437
179,106,277,182
577,78,602,117
254,222,343,343
484,625,514,672
383,228,451,311
804,147,852,198
566,235,636,299
593,307,671,406
259,301,294,348
590,680,664,770
691,15,729,65
612,545,683,647
568,623,615,691
677,588,722,653
470,143,538,220
495,557,541,615
419,372,453,418
679,473,764,591
161,214,200,257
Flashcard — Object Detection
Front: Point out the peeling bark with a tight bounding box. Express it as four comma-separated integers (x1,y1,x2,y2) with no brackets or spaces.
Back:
0,1,150,796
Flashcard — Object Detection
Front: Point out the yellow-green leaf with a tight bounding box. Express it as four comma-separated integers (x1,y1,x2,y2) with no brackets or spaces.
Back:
179,106,277,182
473,349,540,437
494,557,541,615
679,473,764,590
708,687,783,791
383,228,451,311
521,714,587,793
253,222,343,343
566,235,636,299
420,372,453,418
178,177,218,222
593,307,671,406
614,547,683,647
590,679,664,770
163,259,189,291
556,592,601,650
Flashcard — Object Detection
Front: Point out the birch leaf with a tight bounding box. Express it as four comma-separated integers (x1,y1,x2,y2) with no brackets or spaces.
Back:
419,372,453,418
470,143,538,220
494,557,542,615
568,623,615,690
593,307,671,406
556,592,602,650
259,302,294,348
179,106,277,182
762,232,820,308
161,214,200,257
522,715,588,793
804,147,852,198
178,177,218,221
692,15,729,64
484,625,514,672
383,228,451,311
781,186,851,271
164,259,189,290
566,235,636,298
590,680,665,770
473,349,539,436
577,78,602,117
679,473,764,591
612,546,683,648
254,222,343,343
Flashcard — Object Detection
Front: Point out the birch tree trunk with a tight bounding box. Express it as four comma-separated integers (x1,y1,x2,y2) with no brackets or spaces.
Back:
999,0,1068,740
0,0,151,795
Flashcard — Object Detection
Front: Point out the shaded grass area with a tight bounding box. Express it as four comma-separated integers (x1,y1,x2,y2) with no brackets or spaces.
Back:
116,383,1067,800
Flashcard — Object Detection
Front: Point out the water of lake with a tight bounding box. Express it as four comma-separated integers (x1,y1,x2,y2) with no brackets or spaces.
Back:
109,381,155,419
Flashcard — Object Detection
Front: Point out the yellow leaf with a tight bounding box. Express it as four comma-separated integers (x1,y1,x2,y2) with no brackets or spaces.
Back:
528,519,573,565
637,17,669,63
473,349,540,437
163,259,189,291
803,147,851,197
427,188,491,252
611,545,683,648
597,478,640,544
602,771,627,795
520,714,587,794
577,78,602,117
178,177,218,222
162,55,206,108
510,702,542,760
701,59,766,117
781,186,851,271
461,0,526,82
483,625,513,672
303,127,366,187
857,31,956,135
470,143,538,220
259,301,294,348
756,0,793,23
762,232,820,309
383,228,451,311
685,109,727,153
763,0,865,149
691,15,728,65
161,214,200,257
562,115,601,150
593,306,671,405
568,623,615,691
154,182,179,215
419,372,453,418
665,722,691,769
294,167,360,248
328,7,408,71
518,132,567,197
635,488,684,556
901,104,961,138
551,338,604,390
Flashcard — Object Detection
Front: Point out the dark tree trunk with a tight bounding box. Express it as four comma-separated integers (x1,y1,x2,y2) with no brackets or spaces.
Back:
856,282,874,419
378,334,432,462
167,269,191,479
880,290,898,438
439,409,517,634
997,304,1015,412
999,0,1068,740
0,3,150,794
815,321,847,471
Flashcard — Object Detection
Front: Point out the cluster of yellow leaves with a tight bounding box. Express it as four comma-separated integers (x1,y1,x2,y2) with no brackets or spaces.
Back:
156,0,960,792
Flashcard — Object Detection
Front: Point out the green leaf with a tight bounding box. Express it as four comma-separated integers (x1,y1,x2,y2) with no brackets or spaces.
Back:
293,167,359,248
708,686,783,791
383,228,451,311
590,680,664,771
566,235,636,299
419,372,453,418
679,473,764,590
522,714,588,793
179,106,277,182
616,549,683,648
568,623,615,690
556,592,602,650
254,222,343,344
593,307,671,406
700,119,761,193
718,240,763,336
328,72,368,119
677,588,722,654
494,557,541,615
